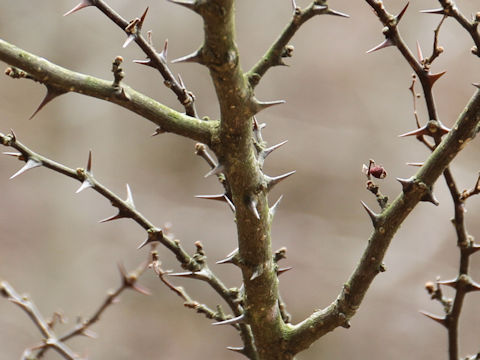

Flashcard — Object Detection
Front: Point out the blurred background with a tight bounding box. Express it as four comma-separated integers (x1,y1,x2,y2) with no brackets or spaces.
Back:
1,0,480,359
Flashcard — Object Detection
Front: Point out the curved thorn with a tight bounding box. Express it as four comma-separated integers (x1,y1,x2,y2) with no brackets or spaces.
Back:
366,39,394,54
212,314,245,326
421,189,439,206
30,88,67,120
360,201,380,227
171,49,203,64
226,346,245,354
419,311,447,327
266,170,296,191
326,8,350,18
10,159,41,179
396,2,410,23
99,211,126,223
217,248,239,265
63,0,92,16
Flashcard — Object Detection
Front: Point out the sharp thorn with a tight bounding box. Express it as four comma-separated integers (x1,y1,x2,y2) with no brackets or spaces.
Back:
262,140,288,159
427,71,447,87
137,228,163,249
151,127,165,136
216,248,239,265
366,38,394,54
266,170,296,191
269,195,284,217
473,83,480,89
9,129,17,142
10,159,42,179
167,0,198,12
248,198,260,220
360,201,380,227
250,264,264,280
396,177,414,192
195,194,227,201
396,2,410,23
277,266,293,276
139,7,149,27
421,189,439,206
437,278,458,289
419,311,447,327
86,150,92,173
99,211,126,223
168,269,209,279
2,152,22,158
29,87,66,120
212,314,245,326
406,162,424,167
133,58,155,67
123,34,136,49
63,0,92,16
416,40,424,62
420,8,445,15
204,164,224,178
76,180,93,193
224,195,236,212
160,39,168,62
326,8,350,18
125,184,135,208
171,49,203,64
226,346,245,354
398,125,428,137
252,98,286,114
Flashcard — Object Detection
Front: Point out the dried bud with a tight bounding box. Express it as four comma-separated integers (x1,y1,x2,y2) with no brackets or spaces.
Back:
370,165,387,179
425,281,435,294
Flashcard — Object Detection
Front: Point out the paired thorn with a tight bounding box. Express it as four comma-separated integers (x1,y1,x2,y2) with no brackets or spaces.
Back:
123,7,149,48
63,0,92,16
265,170,296,191
419,311,447,327
366,39,394,54
171,49,204,65
212,314,245,326
398,119,450,138
360,201,380,227
30,87,67,120
99,184,135,223
10,158,42,179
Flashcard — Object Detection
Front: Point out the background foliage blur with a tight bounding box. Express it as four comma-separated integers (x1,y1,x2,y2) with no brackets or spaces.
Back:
1,0,480,359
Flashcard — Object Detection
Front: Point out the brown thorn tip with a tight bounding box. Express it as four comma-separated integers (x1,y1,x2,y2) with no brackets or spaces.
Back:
396,2,410,22
253,99,286,113
86,150,92,173
366,39,394,54
63,0,92,17
10,159,42,179
419,311,447,327
420,8,445,15
29,88,66,120
212,314,245,326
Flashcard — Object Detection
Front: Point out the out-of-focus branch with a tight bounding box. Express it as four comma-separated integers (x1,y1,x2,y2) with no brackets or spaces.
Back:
0,39,216,145
246,0,349,88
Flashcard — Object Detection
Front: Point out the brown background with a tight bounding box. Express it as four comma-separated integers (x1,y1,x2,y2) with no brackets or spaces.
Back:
1,0,480,359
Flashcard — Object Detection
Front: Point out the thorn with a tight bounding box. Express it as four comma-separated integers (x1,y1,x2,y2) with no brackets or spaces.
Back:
252,98,286,114
195,194,235,212
326,8,350,18
160,39,168,62
137,228,163,249
398,125,428,138
419,311,447,327
291,0,299,13
437,278,458,289
76,180,93,193
133,58,154,67
406,162,424,167
167,0,198,12
360,201,380,227
396,177,414,192
139,7,149,27
212,314,245,326
80,329,98,339
204,164,224,178
86,150,92,173
473,83,480,89
131,283,152,296
366,39,394,54
395,2,410,23
168,269,209,280
427,71,447,87
420,8,445,15
226,346,245,354
262,140,288,159
277,266,293,276
266,170,296,191
250,264,264,280
248,197,260,220
216,248,239,265
151,127,165,136
98,211,127,223
269,195,284,217
421,189,439,206
9,129,17,142
123,34,136,49
63,0,92,16
10,158,42,179
171,49,204,64
416,40,424,62
29,87,67,120
2,152,22,158
125,184,135,208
